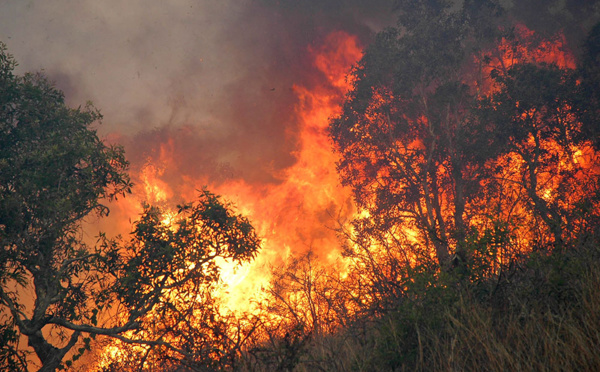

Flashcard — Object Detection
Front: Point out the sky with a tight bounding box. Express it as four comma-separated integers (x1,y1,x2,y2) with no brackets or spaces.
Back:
0,0,395,185
2,0,597,187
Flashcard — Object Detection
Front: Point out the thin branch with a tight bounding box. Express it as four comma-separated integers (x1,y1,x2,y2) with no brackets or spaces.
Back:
0,289,28,331
108,333,193,360
57,253,96,277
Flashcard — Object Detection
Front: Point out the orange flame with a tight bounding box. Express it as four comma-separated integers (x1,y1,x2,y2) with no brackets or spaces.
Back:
211,31,362,310
478,24,576,94
98,31,362,315
89,23,600,368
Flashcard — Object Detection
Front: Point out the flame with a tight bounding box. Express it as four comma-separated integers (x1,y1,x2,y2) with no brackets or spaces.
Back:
211,31,362,309
476,24,576,94
90,30,362,369
92,23,600,368
498,24,576,69
92,31,362,368
139,163,172,203
473,25,598,253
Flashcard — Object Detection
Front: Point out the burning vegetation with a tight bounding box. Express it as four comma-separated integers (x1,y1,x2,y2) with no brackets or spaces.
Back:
2,0,600,371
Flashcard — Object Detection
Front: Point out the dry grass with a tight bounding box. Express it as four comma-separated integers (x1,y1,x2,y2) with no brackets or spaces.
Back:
239,244,600,371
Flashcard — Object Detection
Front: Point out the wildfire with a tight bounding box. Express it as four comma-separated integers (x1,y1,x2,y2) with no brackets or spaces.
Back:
488,25,595,247
476,24,577,95
96,29,361,326
90,29,363,369
209,31,361,310
91,20,599,368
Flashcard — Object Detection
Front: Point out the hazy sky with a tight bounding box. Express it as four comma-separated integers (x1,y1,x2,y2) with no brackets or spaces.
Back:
2,0,598,185
0,1,395,185
2,1,286,133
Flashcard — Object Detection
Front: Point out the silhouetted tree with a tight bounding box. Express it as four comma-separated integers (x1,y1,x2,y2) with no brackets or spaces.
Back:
478,63,583,248
330,0,504,267
330,1,600,275
0,43,260,371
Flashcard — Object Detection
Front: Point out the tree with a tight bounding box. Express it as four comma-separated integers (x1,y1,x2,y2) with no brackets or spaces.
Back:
578,22,600,151
0,43,260,371
0,41,131,370
330,0,504,267
330,1,600,276
94,191,260,371
478,63,584,248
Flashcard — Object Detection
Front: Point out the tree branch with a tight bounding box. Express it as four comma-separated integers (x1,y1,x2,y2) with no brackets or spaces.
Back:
57,253,96,277
0,288,28,331
108,333,193,360
47,317,139,336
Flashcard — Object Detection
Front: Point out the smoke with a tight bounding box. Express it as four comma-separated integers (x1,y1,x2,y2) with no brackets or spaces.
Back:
0,0,394,186
502,0,600,51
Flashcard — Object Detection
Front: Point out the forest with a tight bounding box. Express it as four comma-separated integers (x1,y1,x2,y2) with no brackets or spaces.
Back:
2,0,600,371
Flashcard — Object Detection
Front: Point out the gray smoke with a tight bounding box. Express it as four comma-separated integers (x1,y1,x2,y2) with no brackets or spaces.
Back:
0,0,394,186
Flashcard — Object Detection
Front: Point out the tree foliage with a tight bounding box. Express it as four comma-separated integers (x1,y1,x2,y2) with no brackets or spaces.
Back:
478,63,584,247
331,0,505,267
330,0,600,274
248,5,600,371
0,40,132,370
0,43,260,371
95,190,260,371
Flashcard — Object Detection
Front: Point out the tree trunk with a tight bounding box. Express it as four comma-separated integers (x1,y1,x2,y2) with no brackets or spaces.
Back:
28,329,80,372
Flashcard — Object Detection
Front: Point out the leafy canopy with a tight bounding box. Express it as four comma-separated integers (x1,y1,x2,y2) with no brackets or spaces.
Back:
0,42,260,371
